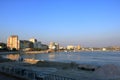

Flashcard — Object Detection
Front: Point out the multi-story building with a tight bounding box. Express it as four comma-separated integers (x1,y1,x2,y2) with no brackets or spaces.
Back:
49,42,55,49
40,44,48,50
29,38,37,43
34,42,42,48
7,35,19,50
29,38,37,48
19,40,33,49
49,42,59,50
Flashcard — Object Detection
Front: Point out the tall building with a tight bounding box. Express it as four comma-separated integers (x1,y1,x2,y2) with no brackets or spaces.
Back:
7,35,19,50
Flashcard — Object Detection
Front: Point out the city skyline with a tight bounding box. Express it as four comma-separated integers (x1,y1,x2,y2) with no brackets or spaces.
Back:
0,0,120,47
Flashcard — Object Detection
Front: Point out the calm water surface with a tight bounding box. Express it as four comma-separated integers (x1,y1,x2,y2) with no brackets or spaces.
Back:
4,51,120,66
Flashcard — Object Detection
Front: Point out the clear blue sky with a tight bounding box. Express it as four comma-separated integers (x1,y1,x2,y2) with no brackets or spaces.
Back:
0,0,120,47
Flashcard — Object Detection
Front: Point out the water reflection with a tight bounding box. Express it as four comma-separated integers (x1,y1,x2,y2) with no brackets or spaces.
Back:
48,53,55,61
3,51,120,66
6,54,20,61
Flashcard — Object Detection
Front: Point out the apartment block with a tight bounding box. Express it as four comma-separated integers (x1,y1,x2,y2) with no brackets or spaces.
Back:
7,35,19,50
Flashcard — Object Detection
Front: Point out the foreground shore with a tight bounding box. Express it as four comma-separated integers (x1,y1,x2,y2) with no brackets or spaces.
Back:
1,54,120,80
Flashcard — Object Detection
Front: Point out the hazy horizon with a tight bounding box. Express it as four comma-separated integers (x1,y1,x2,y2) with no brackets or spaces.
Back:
0,0,120,47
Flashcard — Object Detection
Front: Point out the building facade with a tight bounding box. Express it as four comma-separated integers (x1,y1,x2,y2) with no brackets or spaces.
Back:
7,35,19,50
67,45,74,50
29,38,37,48
49,42,59,51
19,40,33,49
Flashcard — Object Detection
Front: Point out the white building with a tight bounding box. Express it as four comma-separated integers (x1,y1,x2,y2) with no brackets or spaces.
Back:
49,42,59,50
67,45,74,50
102,48,107,51
29,38,48,50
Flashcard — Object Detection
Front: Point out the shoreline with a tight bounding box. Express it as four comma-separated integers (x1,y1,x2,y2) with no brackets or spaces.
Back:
1,52,120,79
23,51,48,54
0,56,120,80
0,50,120,55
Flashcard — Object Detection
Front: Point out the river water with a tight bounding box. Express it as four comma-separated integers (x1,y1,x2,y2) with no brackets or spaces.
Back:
3,51,120,66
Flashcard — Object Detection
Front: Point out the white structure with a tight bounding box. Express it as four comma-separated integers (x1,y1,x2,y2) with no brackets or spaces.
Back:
29,38,48,50
29,38,37,43
102,48,107,51
49,42,59,50
67,45,74,50
49,42,55,49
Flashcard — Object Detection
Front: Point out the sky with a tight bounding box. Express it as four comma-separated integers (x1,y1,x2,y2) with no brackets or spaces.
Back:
0,0,120,47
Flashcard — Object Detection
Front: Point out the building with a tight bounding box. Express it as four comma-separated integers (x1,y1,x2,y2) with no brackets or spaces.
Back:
59,47,65,50
40,44,48,50
102,48,107,51
35,42,42,48
29,38,37,48
77,45,81,50
0,42,7,50
55,43,59,50
29,38,37,43
49,42,55,50
19,40,33,49
49,42,59,51
7,35,19,50
67,45,74,50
